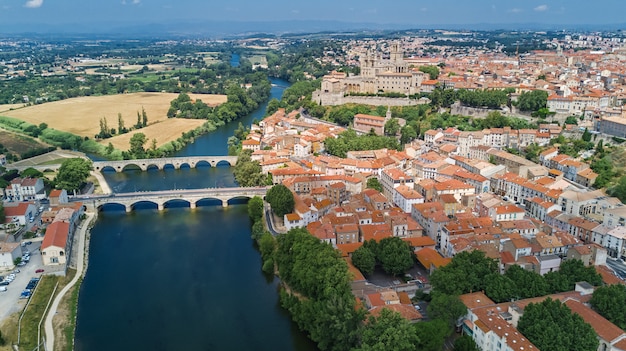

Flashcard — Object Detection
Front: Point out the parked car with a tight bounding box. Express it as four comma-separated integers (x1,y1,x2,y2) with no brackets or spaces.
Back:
17,261,26,267
35,269,44,273
0,281,9,286
25,241,32,245
0,286,7,292
12,269,20,274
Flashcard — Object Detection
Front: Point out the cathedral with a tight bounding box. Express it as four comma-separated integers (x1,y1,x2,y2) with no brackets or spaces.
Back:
320,43,428,96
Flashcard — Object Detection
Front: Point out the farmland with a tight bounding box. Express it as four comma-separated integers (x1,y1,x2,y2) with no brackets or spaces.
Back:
2,92,227,139
102,118,207,150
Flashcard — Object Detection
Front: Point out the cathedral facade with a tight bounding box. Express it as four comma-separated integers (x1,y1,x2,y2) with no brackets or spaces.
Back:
320,43,428,96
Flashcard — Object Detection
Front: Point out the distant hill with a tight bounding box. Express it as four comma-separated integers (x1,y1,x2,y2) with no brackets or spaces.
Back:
1,20,625,38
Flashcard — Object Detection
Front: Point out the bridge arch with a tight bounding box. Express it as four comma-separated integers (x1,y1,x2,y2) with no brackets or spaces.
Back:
163,199,192,209
121,164,144,172
98,202,127,212
226,195,253,206
214,160,234,167
196,160,212,168
130,200,159,211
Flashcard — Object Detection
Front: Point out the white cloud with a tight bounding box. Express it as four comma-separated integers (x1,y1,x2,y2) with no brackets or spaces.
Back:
534,4,548,12
24,0,43,8
291,9,300,14
132,0,140,4
508,8,522,13
420,7,427,12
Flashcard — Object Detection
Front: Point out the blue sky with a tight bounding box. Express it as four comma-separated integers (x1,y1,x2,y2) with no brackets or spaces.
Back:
0,0,624,28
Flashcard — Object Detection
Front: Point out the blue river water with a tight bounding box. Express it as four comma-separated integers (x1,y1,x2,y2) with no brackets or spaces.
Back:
74,75,318,351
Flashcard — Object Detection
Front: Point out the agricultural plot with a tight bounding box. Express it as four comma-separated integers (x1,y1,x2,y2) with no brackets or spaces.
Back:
2,92,226,139
100,118,206,150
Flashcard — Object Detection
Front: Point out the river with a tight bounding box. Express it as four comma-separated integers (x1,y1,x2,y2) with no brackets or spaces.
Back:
74,76,318,351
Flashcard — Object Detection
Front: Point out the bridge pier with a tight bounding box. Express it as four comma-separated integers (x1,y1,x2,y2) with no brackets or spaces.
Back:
190,202,196,209
158,203,164,211
222,201,228,208
125,205,131,213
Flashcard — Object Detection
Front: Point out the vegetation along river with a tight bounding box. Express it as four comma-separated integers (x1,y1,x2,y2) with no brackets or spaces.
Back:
74,76,318,350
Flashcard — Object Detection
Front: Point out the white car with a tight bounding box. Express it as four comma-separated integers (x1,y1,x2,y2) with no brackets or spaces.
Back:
0,286,7,292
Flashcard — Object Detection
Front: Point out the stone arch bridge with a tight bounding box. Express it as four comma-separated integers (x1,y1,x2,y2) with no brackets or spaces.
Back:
73,187,267,212
92,156,238,172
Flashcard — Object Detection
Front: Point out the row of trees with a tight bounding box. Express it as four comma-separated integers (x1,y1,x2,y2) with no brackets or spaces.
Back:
431,251,602,301
96,109,147,140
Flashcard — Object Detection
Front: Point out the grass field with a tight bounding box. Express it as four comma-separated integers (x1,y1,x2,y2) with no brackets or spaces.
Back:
101,118,206,150
2,92,227,139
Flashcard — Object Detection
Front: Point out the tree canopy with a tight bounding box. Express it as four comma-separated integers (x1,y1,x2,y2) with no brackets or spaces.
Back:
516,90,548,112
351,245,376,275
377,237,414,276
233,149,269,187
54,158,93,192
366,177,383,192
518,298,598,351
430,250,498,295
324,129,400,158
265,184,295,217
355,309,420,351
590,284,626,330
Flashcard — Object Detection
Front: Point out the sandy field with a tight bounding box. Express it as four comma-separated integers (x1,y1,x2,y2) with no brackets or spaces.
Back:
100,118,206,150
2,92,226,138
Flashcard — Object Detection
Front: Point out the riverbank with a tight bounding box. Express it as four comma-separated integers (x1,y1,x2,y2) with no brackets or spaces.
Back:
45,212,95,351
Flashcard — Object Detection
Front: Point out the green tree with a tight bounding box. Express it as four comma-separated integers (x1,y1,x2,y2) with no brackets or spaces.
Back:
105,142,114,154
516,90,548,112
582,128,592,142
545,259,602,293
590,284,626,330
419,65,440,80
518,298,598,351
141,106,148,127
351,245,376,275
484,273,516,303
400,125,417,144
453,335,480,351
430,250,498,295
55,158,93,193
384,118,400,137
265,184,295,217
356,309,420,351
247,196,264,222
117,113,126,134
366,177,383,192
608,176,626,204
377,237,413,276
414,319,450,351
129,133,147,158
427,292,467,330
21,167,44,178
233,150,267,187
504,265,549,299
564,116,579,125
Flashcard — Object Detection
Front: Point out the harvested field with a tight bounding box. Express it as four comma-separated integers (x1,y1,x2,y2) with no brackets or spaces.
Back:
0,130,50,155
2,92,227,138
100,118,206,150
0,103,27,113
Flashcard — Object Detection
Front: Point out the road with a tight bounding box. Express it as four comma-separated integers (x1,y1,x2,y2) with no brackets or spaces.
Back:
0,241,43,323
606,258,626,280
71,186,269,201
44,212,94,351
